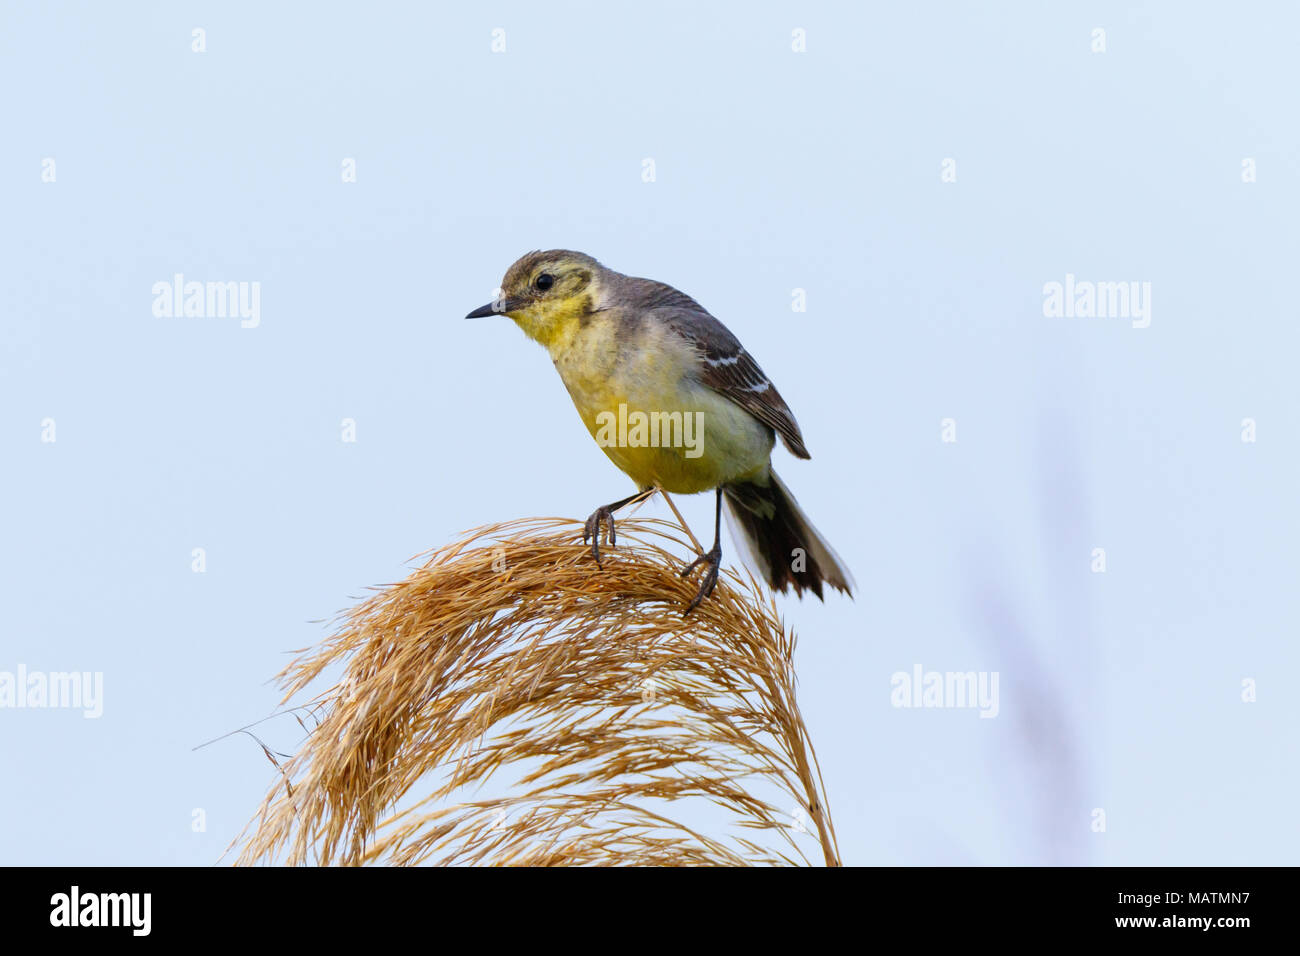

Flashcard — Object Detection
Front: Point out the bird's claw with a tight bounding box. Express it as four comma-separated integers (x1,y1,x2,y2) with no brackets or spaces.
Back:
582,506,617,567
680,544,722,614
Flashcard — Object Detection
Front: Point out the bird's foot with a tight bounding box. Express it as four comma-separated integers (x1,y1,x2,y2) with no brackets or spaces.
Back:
582,506,618,567
680,543,722,614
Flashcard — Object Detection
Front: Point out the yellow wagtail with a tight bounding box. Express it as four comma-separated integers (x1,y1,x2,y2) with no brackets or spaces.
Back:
467,250,853,611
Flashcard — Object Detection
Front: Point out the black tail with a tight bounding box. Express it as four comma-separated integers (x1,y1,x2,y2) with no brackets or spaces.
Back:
722,470,854,600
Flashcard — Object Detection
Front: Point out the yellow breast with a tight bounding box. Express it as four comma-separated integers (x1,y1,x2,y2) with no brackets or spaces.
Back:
549,315,773,493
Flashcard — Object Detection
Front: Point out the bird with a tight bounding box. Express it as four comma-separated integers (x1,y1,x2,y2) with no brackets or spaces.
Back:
466,250,853,612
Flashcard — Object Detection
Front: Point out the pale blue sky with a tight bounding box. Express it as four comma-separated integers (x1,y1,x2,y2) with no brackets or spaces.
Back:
1,1,1296,865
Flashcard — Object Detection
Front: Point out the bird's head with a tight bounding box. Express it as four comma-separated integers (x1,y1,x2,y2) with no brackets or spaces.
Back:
466,249,605,350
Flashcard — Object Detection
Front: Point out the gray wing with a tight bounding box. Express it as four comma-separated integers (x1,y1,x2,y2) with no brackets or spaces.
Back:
655,299,811,460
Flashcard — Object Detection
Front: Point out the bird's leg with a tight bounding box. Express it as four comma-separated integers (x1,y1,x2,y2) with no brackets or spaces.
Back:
681,488,724,613
583,491,646,567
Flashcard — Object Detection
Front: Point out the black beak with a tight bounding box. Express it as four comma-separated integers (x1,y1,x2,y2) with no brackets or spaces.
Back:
465,298,521,319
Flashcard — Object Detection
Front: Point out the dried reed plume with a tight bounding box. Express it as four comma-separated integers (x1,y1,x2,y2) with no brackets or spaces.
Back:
234,504,841,866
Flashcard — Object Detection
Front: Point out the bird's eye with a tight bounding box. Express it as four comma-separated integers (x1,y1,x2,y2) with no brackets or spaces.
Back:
535,273,555,292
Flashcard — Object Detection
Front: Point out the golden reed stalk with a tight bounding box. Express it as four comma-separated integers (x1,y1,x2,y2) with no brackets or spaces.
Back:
233,511,840,866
